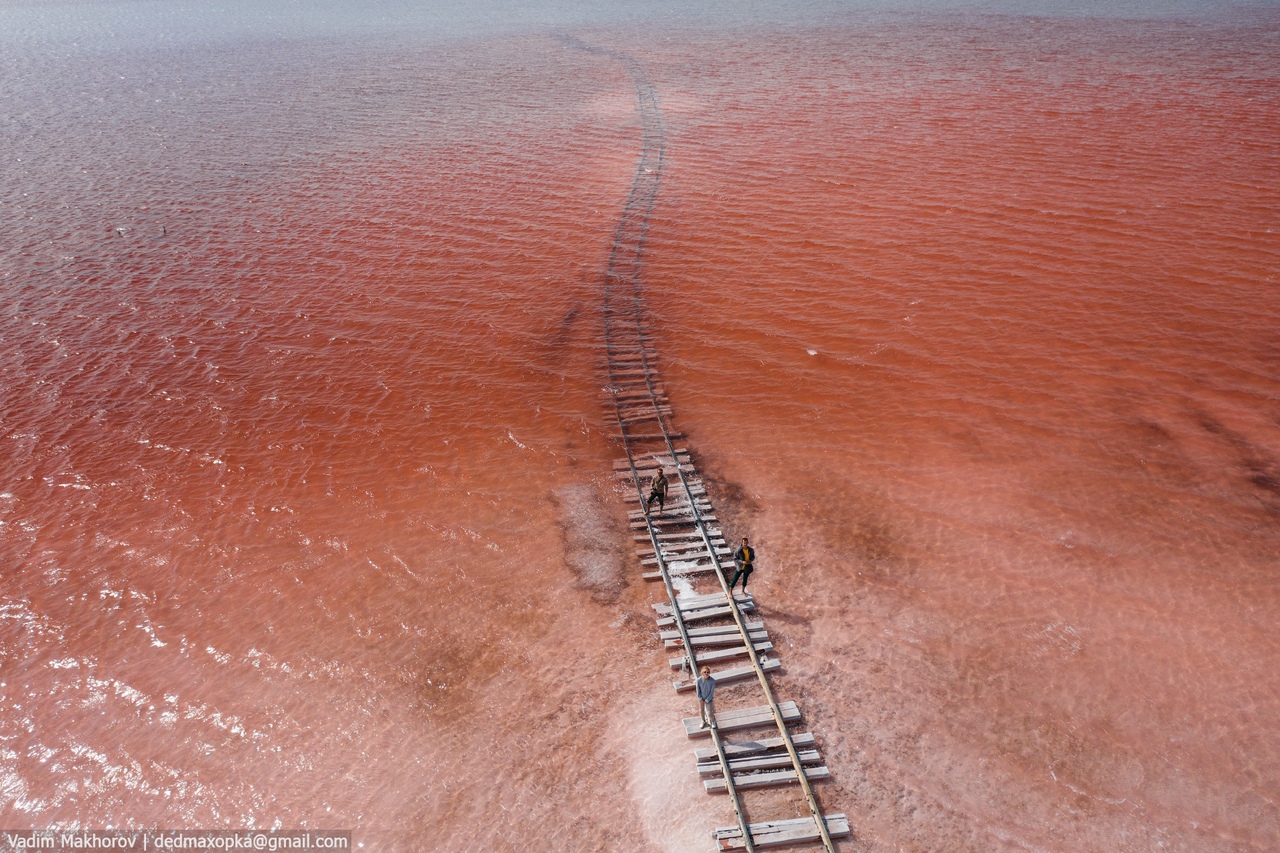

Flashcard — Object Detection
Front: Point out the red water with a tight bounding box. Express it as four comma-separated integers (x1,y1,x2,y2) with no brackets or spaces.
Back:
2,8,1279,852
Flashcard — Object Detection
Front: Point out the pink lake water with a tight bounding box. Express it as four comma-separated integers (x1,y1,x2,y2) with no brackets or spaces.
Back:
1,3,1278,850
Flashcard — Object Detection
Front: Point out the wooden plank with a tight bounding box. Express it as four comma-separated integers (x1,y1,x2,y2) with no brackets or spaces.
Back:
624,464,695,477
629,496,711,511
669,641,773,669
618,456,693,470
634,512,718,527
629,490,708,504
664,630,768,650
713,814,850,850
659,621,764,642
674,657,780,692
615,398,670,409
665,633,768,650
627,512,711,525
635,530,723,542
625,478,704,492
633,513,719,528
693,733,816,762
614,396,669,408
616,464,695,479
631,506,714,519
683,702,800,738
616,403,672,416
611,381,670,391
618,412,674,426
618,411,673,425
704,765,829,793
629,497,711,513
637,537,727,550
624,485,706,503
647,538,723,552
697,748,821,776
642,537,723,551
634,511,716,524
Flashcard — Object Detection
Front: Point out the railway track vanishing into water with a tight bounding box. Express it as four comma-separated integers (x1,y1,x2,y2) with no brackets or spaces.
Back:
566,36,851,851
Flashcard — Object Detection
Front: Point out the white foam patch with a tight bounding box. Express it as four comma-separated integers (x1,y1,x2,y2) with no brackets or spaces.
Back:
602,682,717,852
671,576,696,597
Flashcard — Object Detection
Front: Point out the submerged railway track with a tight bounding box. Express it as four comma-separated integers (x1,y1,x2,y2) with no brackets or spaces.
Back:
567,36,851,851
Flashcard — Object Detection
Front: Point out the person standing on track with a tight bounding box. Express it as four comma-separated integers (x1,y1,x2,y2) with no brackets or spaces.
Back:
729,536,755,594
645,468,669,514
696,665,716,729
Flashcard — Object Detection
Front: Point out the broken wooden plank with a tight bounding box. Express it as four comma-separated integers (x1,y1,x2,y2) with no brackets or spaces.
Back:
645,567,718,582
704,765,829,793
652,591,749,612
636,543,727,560
697,748,822,776
644,563,733,582
641,548,729,566
712,814,850,850
643,557,735,573
693,732,816,762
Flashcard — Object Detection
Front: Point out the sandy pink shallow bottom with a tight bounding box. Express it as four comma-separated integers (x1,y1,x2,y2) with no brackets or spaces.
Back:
2,18,1279,852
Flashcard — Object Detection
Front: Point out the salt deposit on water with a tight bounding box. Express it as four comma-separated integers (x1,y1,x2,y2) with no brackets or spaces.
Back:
1,1,1278,850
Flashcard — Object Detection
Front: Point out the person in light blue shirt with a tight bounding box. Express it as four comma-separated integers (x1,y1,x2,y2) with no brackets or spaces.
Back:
696,666,716,729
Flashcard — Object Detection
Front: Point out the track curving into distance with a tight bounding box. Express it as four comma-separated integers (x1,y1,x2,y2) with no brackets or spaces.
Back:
561,36,846,852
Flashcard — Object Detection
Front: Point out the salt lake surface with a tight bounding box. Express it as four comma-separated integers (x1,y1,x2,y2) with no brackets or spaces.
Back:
2,1,1278,850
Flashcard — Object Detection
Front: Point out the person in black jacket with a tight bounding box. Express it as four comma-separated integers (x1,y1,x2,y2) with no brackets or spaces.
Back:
729,536,755,593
